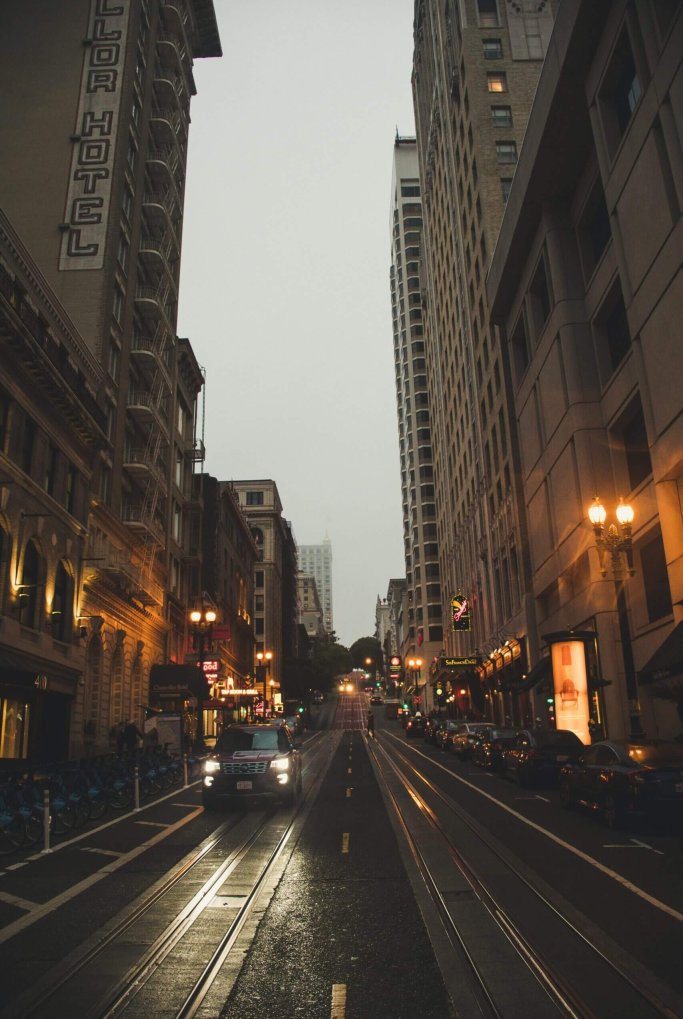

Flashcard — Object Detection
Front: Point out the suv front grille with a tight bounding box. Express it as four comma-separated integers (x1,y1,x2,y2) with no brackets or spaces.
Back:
220,761,268,775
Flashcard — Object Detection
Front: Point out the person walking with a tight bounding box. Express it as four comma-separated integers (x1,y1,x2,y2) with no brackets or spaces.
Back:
367,710,375,738
122,719,143,756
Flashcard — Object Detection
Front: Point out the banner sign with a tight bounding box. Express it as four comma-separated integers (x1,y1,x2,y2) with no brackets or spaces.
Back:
551,640,590,744
440,656,479,669
451,593,472,632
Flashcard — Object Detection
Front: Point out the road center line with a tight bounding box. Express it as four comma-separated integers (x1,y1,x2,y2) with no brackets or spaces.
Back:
330,982,347,1018
341,832,350,854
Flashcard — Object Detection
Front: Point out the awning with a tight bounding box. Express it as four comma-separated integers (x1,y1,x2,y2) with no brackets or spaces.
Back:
503,655,551,694
638,622,683,685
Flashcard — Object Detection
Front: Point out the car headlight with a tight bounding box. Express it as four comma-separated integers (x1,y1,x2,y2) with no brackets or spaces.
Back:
204,759,221,774
270,756,290,772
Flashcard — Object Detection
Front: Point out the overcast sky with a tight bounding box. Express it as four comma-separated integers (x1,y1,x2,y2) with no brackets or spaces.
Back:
177,0,416,648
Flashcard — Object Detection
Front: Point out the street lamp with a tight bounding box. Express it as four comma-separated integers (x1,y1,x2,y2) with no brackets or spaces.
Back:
588,496,644,738
255,650,273,720
189,607,216,750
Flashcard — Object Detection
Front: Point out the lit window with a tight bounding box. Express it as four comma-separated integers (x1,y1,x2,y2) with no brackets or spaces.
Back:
487,73,507,93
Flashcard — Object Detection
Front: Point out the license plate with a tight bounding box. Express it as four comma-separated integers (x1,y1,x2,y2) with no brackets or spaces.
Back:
556,755,569,762
236,781,252,791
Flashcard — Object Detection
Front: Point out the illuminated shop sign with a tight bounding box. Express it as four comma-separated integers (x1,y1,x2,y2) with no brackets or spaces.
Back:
551,640,590,744
451,593,472,632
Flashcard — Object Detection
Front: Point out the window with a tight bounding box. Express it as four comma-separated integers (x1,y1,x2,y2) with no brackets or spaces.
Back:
19,414,35,475
509,313,530,384
401,181,420,197
51,561,72,642
112,286,124,324
496,140,517,163
65,464,77,514
594,285,632,382
599,30,642,154
477,0,499,27
640,532,672,623
487,73,507,93
579,180,611,279
483,38,503,59
0,390,8,453
491,105,512,127
615,400,652,491
255,570,264,588
246,491,264,506
44,443,58,496
529,256,552,335
501,177,513,203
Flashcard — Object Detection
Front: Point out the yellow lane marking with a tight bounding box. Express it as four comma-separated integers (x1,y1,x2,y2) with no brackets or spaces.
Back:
331,983,347,1018
346,788,353,798
0,890,39,911
341,832,350,854
347,768,352,775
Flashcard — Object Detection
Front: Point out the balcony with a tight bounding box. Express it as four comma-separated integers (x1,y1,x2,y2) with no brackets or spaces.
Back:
127,389,170,436
138,233,178,292
157,36,190,79
122,503,165,545
142,189,181,242
183,436,205,462
150,107,187,153
145,147,183,195
153,68,186,109
97,549,165,607
134,284,176,332
161,1,192,58
130,329,173,389
122,446,168,492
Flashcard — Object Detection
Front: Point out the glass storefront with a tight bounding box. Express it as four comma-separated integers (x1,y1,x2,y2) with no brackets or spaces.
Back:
0,696,31,759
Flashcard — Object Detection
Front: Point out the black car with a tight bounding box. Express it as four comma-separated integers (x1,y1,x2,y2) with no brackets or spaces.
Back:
422,715,444,745
502,728,584,787
369,695,384,706
434,719,460,751
559,739,683,831
472,728,517,770
450,723,495,759
202,723,302,808
405,715,425,738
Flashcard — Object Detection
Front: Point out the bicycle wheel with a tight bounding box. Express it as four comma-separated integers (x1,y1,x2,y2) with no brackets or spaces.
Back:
22,811,44,847
0,814,25,855
51,802,77,834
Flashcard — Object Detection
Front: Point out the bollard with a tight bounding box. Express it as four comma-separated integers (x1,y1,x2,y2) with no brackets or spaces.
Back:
41,787,51,854
183,753,189,788
134,764,140,812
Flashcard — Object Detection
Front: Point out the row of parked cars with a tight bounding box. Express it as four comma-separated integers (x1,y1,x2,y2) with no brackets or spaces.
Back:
418,716,683,834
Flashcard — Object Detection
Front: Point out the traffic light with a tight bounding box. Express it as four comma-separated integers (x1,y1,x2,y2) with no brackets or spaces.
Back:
297,705,304,714
403,702,409,710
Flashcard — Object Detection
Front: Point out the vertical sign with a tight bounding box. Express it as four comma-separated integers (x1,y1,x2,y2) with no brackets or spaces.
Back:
59,0,130,270
451,593,471,632
551,640,590,745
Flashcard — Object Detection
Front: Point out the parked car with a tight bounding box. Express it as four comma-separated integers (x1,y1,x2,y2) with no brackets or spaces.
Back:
423,715,444,745
450,723,495,759
472,728,517,770
434,719,460,751
284,713,304,737
405,715,425,739
202,723,302,808
502,728,584,787
559,740,683,831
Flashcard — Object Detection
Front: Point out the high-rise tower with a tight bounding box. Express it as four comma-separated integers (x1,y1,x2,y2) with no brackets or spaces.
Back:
298,538,334,635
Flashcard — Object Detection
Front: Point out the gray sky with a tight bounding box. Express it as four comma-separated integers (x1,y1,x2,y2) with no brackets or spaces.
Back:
177,0,416,648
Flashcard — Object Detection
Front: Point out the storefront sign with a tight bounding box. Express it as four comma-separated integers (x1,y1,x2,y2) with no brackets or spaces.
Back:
440,657,479,669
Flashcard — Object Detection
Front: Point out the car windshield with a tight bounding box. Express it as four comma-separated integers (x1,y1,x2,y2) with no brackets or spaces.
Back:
216,729,285,753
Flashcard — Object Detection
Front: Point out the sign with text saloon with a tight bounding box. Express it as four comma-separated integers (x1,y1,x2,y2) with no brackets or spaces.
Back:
451,593,471,632
551,640,590,745
59,0,131,271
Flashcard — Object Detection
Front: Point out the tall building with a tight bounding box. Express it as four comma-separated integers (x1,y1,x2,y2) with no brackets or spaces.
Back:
411,0,557,717
298,573,324,641
390,136,443,704
298,537,334,634
0,0,220,759
230,481,299,714
488,0,683,740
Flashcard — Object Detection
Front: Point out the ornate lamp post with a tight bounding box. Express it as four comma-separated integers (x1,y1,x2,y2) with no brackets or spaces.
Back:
588,497,644,738
255,650,273,720
189,607,216,750
406,657,423,710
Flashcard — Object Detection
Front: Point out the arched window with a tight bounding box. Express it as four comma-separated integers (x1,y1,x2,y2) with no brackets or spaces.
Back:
19,540,42,628
51,561,74,641
251,527,264,561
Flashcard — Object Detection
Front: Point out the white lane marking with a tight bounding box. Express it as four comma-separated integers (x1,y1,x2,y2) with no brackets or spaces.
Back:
80,847,123,857
0,890,39,911
341,833,350,854
0,806,203,945
4,861,30,872
391,734,683,923
630,839,665,855
134,821,169,828
330,983,347,1019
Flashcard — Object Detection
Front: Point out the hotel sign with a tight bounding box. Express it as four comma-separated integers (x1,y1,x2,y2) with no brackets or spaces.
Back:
440,657,479,669
59,0,130,270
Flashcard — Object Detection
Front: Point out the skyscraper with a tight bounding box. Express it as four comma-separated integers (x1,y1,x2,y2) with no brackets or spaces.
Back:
298,538,334,635
390,136,443,699
411,0,557,715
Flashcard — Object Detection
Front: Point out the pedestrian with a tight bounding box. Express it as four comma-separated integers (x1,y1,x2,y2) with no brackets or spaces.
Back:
367,711,375,738
123,719,143,756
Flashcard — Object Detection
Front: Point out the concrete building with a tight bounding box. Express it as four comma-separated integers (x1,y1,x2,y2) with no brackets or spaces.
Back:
298,573,325,641
0,0,220,758
411,0,557,717
390,136,443,708
230,480,299,715
488,0,683,740
298,537,334,634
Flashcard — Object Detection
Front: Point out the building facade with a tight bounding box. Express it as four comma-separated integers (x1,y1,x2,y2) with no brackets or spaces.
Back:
298,573,325,641
298,537,334,634
488,0,683,740
411,0,557,718
230,480,299,715
0,0,220,759
390,136,443,709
